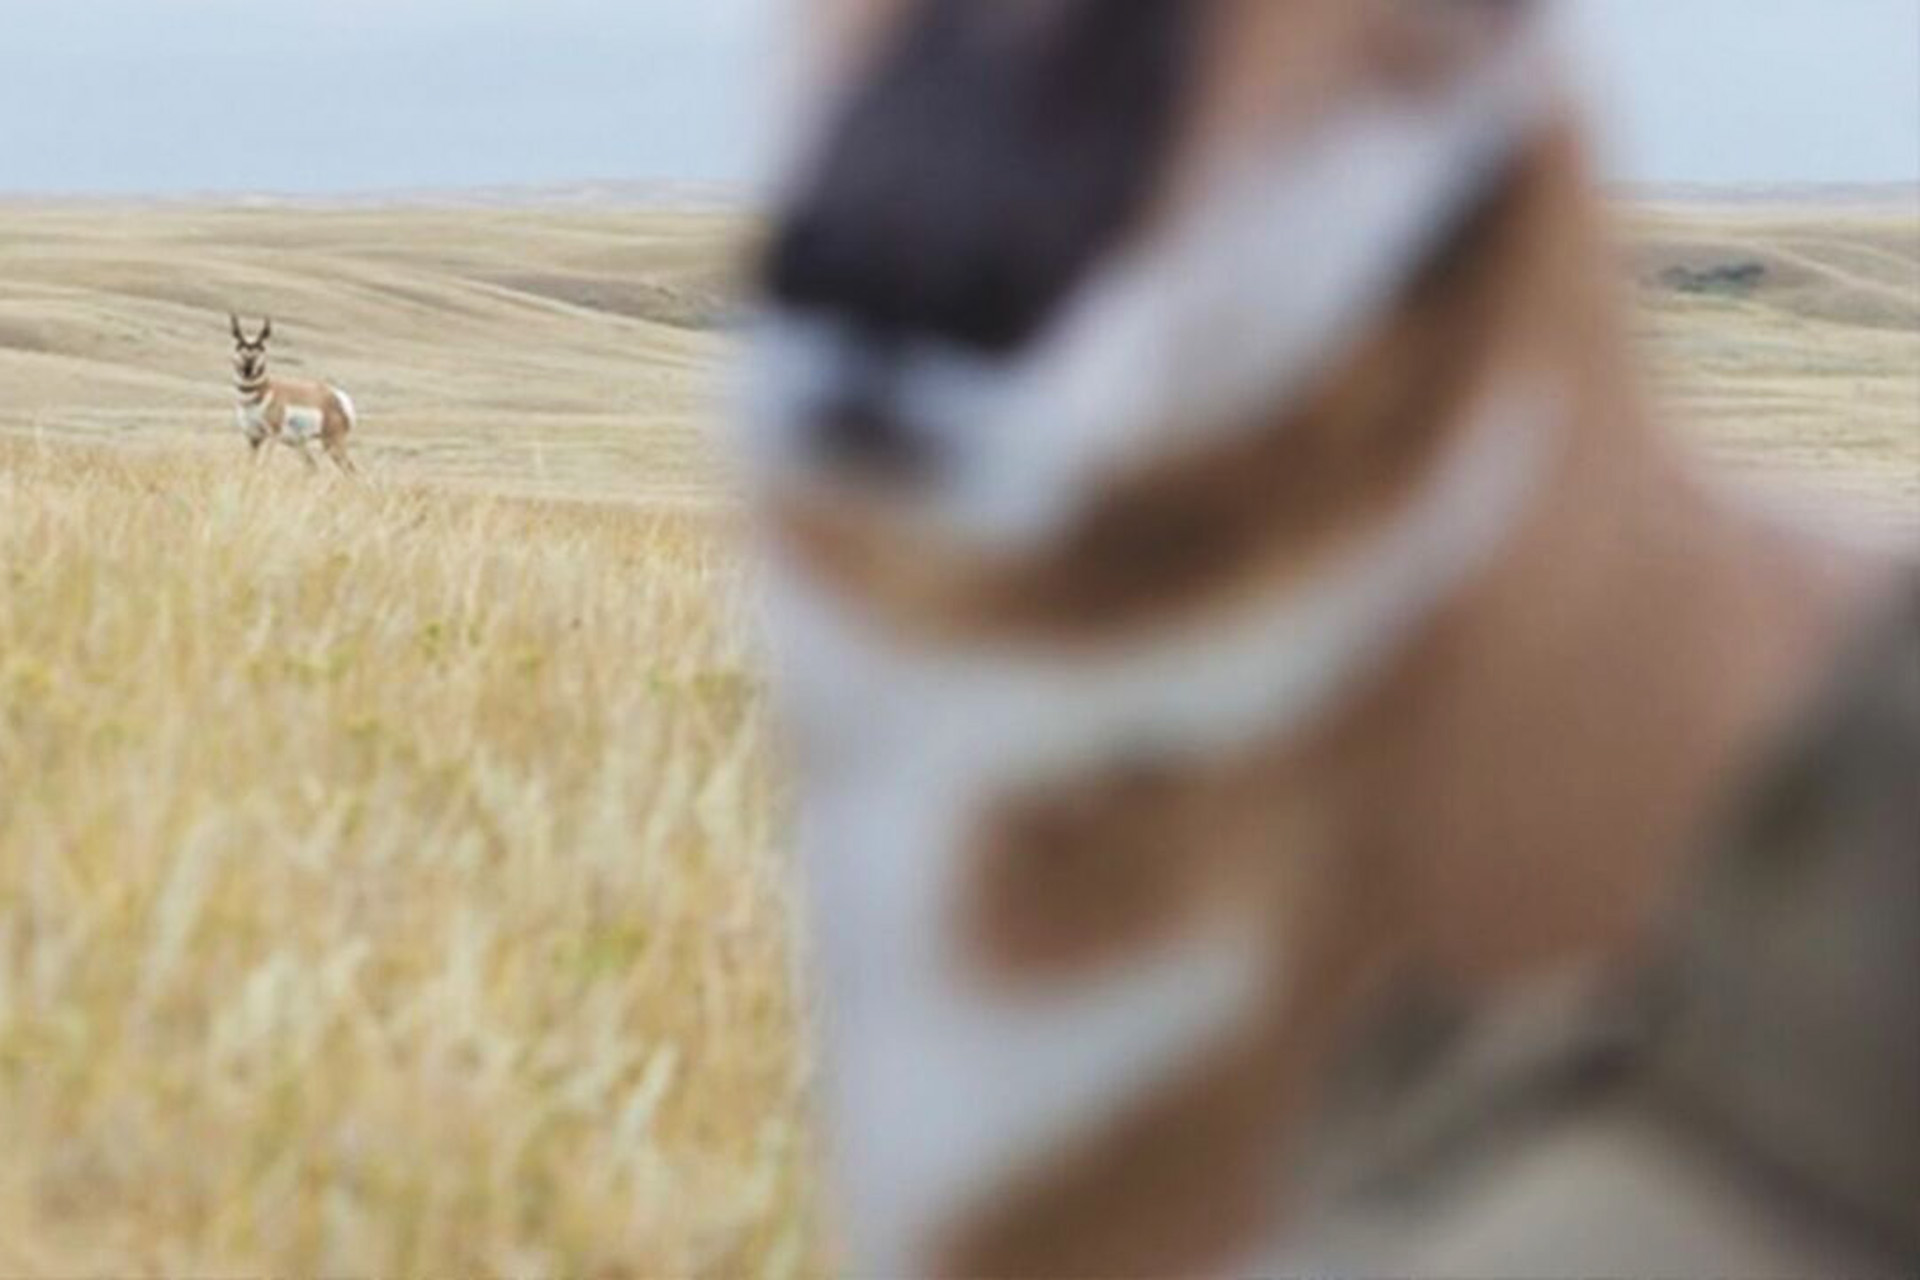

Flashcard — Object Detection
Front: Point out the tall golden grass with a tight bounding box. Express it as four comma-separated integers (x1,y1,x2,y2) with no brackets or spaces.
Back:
0,440,816,1276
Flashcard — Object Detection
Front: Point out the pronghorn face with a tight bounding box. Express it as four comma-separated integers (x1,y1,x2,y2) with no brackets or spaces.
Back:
746,0,1554,552
230,314,272,383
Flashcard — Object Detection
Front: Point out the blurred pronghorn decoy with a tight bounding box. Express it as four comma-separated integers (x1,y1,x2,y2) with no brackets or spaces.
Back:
230,314,359,475
738,1,1918,1275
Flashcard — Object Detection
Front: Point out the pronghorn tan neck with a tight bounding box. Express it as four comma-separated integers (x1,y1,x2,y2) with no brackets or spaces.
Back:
1351,149,1884,980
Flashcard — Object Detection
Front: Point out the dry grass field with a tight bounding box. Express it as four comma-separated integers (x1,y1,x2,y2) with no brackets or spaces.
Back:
1624,199,1920,526
0,203,746,503
0,196,1914,1276
0,443,814,1276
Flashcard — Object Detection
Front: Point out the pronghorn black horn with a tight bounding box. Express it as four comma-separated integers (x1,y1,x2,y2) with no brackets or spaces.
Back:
230,313,246,342
258,317,273,344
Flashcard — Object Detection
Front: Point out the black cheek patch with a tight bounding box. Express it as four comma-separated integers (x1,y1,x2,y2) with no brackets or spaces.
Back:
764,0,1200,355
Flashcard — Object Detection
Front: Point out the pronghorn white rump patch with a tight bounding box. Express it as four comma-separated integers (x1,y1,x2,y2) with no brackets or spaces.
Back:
739,24,1560,552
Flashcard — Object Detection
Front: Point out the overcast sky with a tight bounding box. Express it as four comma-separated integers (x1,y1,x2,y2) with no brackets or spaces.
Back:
1,0,1915,195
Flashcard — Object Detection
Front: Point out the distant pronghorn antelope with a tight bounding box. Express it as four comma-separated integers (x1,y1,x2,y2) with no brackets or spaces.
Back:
739,1,1917,1276
230,314,358,474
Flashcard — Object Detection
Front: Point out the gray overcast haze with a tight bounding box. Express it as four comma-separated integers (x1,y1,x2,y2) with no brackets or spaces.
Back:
1,0,1916,195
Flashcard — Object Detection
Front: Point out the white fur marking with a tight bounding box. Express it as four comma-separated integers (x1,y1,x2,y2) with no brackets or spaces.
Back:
282,405,325,443
236,402,269,443
800,759,1268,1275
766,380,1555,789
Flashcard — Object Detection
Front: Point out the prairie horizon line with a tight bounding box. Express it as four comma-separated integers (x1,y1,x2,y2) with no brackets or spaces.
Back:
3,177,1917,214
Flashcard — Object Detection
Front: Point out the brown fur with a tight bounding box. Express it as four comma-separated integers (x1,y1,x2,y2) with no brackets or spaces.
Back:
257,382,356,464
248,381,358,475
